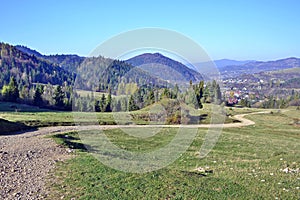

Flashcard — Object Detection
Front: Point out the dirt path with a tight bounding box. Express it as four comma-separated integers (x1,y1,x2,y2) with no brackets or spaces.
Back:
0,127,79,200
0,111,268,199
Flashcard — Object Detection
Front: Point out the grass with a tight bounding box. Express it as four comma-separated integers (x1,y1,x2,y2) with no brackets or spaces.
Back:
0,102,117,127
0,102,50,112
48,108,300,199
0,102,239,129
76,90,111,98
225,106,266,116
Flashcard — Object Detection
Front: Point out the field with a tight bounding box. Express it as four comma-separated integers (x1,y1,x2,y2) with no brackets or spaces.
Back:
46,108,300,199
0,102,299,199
0,102,239,132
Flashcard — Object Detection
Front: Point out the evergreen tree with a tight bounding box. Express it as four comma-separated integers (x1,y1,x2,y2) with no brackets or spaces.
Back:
147,90,155,105
53,85,65,107
173,84,179,99
105,92,112,112
214,83,222,104
33,85,44,106
194,81,204,109
203,83,211,103
95,99,100,112
128,95,139,111
186,88,198,108
100,94,106,112
1,76,19,102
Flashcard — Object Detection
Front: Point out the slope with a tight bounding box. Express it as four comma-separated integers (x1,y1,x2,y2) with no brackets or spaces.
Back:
0,43,75,88
126,53,203,85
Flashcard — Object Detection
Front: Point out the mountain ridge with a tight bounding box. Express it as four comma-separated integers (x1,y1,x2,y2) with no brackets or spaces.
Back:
13,44,300,82
220,57,300,78
0,42,75,88
15,45,85,72
11,44,170,90
126,53,203,84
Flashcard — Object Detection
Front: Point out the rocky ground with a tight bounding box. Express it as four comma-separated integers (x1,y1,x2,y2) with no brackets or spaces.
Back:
0,127,78,200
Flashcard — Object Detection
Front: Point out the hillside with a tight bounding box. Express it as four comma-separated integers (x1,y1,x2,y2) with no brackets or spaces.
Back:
14,45,170,90
16,45,84,72
126,53,203,84
195,59,254,70
0,43,75,88
220,57,300,78
76,56,168,91
257,67,300,88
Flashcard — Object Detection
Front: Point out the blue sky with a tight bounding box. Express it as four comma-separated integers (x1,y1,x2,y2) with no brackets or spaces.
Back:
1,0,300,61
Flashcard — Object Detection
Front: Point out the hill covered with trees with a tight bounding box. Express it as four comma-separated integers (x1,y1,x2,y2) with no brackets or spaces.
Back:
15,45,85,73
126,53,203,85
0,43,75,88
2,42,220,113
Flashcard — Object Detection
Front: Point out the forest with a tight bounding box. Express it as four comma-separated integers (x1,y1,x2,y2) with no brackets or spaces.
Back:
0,42,224,112
1,42,299,111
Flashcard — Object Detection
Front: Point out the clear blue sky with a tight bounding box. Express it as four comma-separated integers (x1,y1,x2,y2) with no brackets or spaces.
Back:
1,0,300,61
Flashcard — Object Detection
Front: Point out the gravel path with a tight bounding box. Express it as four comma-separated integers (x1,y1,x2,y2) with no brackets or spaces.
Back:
0,127,79,200
0,111,268,199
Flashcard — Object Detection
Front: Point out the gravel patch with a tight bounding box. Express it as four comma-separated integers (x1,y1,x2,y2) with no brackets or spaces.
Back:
0,127,78,200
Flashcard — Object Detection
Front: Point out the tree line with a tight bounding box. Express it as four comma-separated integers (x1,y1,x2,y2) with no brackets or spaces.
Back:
0,76,224,112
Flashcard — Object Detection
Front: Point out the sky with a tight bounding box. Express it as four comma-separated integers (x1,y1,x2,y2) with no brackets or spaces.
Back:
1,0,300,61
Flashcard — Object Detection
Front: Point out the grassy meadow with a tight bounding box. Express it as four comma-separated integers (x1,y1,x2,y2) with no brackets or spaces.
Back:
0,102,299,199
0,102,239,134
46,108,300,199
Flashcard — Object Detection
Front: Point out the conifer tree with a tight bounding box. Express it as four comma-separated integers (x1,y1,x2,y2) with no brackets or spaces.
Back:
33,85,44,106
53,85,65,107
1,76,19,102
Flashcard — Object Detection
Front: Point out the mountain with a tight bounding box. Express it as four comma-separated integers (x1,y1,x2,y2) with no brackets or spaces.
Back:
15,45,43,57
213,59,254,70
219,57,300,78
195,59,254,70
0,43,75,88
16,45,84,72
255,67,300,88
75,56,169,91
14,45,169,90
126,53,203,85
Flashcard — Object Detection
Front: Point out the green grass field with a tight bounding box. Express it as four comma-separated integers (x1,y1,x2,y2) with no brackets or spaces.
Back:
0,102,238,132
47,108,300,199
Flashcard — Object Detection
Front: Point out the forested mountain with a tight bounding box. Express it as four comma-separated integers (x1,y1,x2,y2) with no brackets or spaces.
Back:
0,43,75,88
15,45,170,90
126,53,203,84
76,56,169,91
16,45,84,72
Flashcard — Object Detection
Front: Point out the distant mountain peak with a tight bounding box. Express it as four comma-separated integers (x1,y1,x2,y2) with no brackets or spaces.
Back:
125,52,203,84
